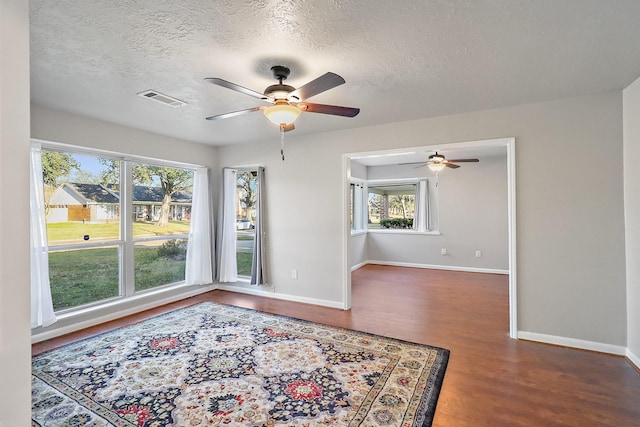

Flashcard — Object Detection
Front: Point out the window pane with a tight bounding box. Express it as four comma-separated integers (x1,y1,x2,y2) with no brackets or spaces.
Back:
236,171,257,277
131,162,193,290
49,246,120,311
131,162,193,237
134,240,186,292
237,237,254,277
44,151,120,246
368,184,417,229
350,184,355,229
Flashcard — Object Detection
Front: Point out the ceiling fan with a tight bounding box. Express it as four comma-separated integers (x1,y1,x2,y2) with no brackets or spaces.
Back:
404,152,479,172
204,65,360,132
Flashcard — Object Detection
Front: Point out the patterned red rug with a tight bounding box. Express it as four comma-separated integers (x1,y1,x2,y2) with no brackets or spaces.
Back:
32,302,449,426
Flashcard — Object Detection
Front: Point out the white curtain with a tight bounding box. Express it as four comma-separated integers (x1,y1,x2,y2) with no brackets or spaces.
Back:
30,143,56,328
413,179,429,232
217,168,237,282
251,167,266,285
185,167,214,285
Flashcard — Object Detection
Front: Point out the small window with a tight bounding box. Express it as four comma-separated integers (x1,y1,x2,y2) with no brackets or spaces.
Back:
368,183,417,229
350,181,366,232
365,180,432,232
236,170,258,277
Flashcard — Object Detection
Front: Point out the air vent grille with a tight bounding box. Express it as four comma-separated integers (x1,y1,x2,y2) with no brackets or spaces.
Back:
137,90,186,108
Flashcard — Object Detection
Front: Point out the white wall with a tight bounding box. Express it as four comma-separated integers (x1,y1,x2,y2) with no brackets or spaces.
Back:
31,105,218,168
624,76,640,365
350,161,367,179
0,0,31,424
218,91,627,346
350,233,367,269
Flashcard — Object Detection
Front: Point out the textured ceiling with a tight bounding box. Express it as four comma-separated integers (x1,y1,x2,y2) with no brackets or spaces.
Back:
30,0,640,147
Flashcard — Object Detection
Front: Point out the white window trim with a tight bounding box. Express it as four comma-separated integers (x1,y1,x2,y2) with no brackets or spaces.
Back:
350,177,367,234
367,229,441,236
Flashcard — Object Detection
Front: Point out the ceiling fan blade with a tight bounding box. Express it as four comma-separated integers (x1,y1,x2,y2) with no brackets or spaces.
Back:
399,162,427,166
205,106,263,121
445,162,461,169
447,158,479,162
205,78,272,101
288,72,345,101
298,102,360,117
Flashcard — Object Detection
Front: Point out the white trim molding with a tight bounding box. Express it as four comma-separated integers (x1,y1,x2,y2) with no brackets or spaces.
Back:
351,261,368,272
517,331,627,356
32,284,218,343
626,348,640,370
217,284,345,310
365,260,509,275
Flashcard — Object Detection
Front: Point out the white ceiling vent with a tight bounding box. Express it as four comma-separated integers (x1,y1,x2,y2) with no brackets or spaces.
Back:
137,90,187,108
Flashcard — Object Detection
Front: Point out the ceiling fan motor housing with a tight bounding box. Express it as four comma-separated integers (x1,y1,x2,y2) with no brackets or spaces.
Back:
264,83,296,100
429,153,446,163
266,66,299,100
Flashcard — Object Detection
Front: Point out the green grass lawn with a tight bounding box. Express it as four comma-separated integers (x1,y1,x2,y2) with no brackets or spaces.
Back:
49,246,185,310
50,239,253,310
47,221,191,243
237,252,253,277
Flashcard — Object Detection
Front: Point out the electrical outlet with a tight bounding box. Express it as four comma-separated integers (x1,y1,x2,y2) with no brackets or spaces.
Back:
476,250,482,258
441,248,447,255
291,269,298,279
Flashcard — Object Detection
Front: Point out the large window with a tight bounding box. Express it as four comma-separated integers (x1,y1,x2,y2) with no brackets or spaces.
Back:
42,146,194,312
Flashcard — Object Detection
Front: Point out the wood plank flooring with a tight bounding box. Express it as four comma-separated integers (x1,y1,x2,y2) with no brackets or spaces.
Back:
32,265,640,426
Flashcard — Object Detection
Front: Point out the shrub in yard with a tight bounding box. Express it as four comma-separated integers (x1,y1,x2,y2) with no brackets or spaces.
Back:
158,239,188,260
380,218,414,229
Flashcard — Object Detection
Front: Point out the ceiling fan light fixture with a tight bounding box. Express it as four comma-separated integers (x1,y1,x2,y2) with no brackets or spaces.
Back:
428,162,446,172
430,153,445,163
263,101,301,125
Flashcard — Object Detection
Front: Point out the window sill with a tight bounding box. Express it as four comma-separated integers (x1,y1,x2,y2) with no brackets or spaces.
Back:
350,230,367,236
32,282,216,343
367,229,441,235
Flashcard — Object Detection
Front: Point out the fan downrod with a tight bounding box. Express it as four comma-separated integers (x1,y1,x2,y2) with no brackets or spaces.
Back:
265,66,295,98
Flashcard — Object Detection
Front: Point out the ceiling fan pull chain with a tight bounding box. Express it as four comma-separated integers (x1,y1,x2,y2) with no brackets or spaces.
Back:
280,124,286,161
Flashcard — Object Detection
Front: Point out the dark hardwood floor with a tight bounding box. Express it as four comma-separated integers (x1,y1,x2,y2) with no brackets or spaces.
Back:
33,265,640,426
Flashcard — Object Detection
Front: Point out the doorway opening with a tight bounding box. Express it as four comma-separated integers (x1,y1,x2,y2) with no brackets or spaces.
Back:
342,137,517,337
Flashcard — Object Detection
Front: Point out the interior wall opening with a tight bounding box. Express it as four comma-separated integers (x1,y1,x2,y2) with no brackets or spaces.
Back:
343,138,516,337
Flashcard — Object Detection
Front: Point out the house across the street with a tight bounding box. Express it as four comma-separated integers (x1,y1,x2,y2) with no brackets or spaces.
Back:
47,182,192,223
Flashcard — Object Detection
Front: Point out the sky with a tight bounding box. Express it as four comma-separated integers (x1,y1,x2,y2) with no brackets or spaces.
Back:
72,154,105,176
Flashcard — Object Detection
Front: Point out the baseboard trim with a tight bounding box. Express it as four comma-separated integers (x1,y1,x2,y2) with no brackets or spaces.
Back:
517,331,627,356
351,261,367,272
365,260,509,275
626,348,640,370
217,284,345,310
31,284,218,343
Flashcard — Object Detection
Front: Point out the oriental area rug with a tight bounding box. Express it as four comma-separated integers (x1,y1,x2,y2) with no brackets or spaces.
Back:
32,302,449,427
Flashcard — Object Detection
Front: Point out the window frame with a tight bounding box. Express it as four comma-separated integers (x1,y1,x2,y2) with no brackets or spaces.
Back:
234,167,260,279
359,177,439,235
38,140,200,314
350,178,367,235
